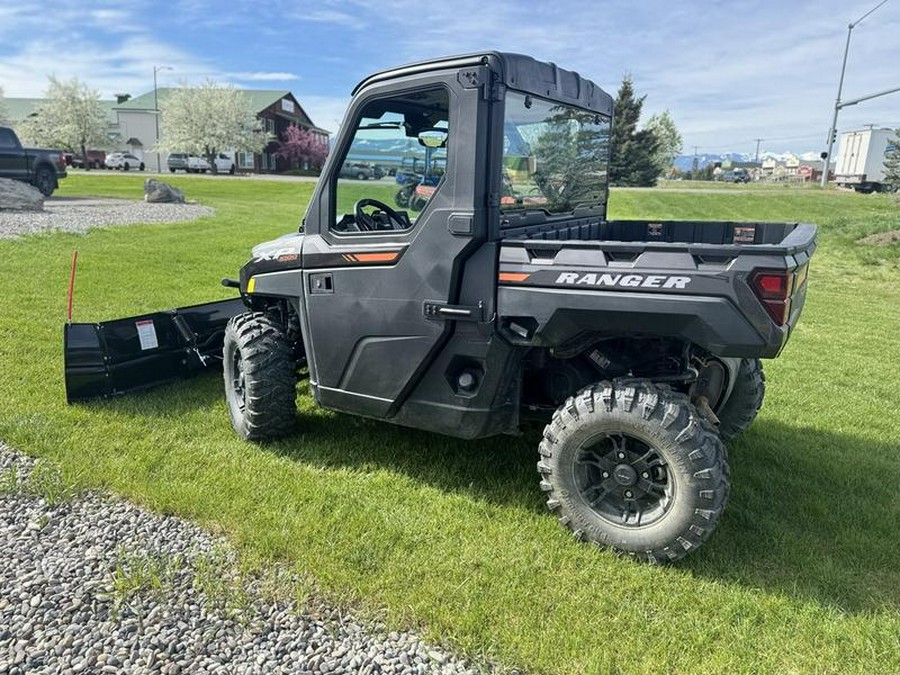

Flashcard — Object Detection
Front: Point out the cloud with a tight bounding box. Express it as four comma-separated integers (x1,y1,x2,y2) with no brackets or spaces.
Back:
227,71,300,82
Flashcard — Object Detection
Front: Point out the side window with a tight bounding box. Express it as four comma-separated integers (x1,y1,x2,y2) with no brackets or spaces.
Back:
332,88,450,234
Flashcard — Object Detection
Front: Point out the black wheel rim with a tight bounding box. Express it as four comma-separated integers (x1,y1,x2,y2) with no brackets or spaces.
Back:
230,348,247,412
574,433,674,528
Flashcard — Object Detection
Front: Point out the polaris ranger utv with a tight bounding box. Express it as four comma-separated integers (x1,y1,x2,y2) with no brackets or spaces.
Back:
65,52,816,562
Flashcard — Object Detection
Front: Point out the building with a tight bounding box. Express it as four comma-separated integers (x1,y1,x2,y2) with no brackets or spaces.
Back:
114,88,329,172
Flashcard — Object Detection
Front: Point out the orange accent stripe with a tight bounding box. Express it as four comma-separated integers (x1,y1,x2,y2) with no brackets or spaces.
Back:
353,252,399,263
499,272,530,283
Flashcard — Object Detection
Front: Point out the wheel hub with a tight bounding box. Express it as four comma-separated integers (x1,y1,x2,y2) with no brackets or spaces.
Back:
574,432,674,528
613,463,637,486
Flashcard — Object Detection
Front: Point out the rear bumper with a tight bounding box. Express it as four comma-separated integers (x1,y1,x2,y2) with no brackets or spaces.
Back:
498,286,789,358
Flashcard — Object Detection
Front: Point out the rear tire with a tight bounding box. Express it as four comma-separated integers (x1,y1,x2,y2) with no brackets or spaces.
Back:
716,358,765,441
538,380,729,562
33,167,55,197
223,312,298,441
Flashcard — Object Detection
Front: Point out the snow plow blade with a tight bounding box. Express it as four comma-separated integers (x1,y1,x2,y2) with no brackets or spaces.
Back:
64,298,246,402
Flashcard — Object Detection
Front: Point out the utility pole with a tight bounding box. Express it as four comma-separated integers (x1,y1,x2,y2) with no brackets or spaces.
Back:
692,145,699,175
821,0,891,188
153,65,173,173
754,138,763,163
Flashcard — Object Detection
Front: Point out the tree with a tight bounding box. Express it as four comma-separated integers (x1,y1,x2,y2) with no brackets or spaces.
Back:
17,77,109,169
531,105,610,210
645,110,683,175
0,87,9,126
275,124,328,170
609,75,660,187
884,128,900,190
156,80,269,174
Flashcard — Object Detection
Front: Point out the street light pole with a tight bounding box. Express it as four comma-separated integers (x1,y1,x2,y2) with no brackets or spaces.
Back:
153,65,172,173
821,0,891,188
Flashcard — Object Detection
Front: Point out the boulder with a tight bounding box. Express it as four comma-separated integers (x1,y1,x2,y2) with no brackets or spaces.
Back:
0,178,44,211
144,179,185,204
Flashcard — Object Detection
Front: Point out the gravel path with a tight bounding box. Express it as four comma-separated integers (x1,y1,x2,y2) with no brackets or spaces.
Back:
0,198,215,239
0,445,488,675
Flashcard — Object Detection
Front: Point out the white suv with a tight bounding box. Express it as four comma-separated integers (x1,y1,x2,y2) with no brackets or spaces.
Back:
188,153,236,175
105,152,145,171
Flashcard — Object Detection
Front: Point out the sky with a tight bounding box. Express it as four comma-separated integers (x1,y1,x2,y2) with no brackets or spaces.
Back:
1,0,899,156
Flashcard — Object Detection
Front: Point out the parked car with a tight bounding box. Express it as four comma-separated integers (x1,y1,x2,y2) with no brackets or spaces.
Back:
105,152,145,171
71,150,106,170
167,153,190,173
0,125,67,196
339,162,374,180
185,154,236,174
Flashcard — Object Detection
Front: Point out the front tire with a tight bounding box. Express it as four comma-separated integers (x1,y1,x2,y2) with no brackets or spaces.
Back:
223,312,298,441
538,380,729,562
716,358,765,441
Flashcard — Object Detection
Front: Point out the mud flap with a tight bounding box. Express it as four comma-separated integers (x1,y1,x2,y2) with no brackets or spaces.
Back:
64,298,246,402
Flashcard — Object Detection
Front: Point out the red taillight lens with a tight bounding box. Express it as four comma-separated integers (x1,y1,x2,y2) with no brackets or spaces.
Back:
750,269,793,325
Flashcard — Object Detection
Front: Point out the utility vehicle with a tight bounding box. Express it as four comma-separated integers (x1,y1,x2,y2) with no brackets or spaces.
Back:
64,52,816,562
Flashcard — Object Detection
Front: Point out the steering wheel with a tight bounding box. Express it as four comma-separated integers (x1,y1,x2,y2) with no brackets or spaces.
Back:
354,198,406,231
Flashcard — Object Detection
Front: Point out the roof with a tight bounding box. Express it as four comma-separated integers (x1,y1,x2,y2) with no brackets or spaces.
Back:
115,88,325,132
3,97,118,124
353,51,613,116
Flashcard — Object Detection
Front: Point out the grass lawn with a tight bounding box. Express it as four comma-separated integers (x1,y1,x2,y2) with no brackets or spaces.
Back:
1,174,899,673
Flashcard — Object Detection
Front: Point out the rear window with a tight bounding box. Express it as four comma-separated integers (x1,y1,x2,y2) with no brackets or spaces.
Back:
0,128,19,149
501,91,610,216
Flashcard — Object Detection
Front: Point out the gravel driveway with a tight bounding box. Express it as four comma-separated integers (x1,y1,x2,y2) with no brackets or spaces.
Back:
0,445,487,675
0,198,215,239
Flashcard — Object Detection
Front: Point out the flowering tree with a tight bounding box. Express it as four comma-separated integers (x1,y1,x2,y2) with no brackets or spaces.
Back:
17,77,109,169
156,80,269,174
275,124,328,170
0,87,9,126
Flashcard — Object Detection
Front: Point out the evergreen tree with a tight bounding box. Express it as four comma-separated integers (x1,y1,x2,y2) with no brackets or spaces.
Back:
884,128,900,190
609,75,660,187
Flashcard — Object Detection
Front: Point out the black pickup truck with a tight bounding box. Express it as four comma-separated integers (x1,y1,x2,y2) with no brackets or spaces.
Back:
65,52,817,562
0,125,67,196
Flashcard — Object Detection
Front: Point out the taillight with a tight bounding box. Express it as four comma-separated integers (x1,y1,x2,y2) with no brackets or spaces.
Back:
750,269,793,326
58,154,67,168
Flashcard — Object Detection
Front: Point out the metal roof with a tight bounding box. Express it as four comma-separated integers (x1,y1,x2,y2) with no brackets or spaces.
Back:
3,97,118,124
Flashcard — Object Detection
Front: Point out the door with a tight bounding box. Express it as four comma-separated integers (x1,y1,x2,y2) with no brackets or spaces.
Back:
301,77,486,419
0,127,27,180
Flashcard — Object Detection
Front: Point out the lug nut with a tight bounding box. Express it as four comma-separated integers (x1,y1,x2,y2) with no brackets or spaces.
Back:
642,472,649,479
624,490,633,498
601,471,609,479
617,452,626,460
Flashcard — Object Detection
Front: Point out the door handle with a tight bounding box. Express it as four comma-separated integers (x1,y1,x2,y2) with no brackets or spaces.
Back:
423,300,484,322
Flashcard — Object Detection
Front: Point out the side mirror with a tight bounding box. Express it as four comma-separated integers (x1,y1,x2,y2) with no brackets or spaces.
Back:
418,129,448,148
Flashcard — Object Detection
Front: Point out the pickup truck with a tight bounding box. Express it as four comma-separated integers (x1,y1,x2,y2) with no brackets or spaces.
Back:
0,125,67,196
64,52,817,562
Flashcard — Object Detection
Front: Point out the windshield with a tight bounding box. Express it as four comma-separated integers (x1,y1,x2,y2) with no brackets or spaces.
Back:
501,91,610,215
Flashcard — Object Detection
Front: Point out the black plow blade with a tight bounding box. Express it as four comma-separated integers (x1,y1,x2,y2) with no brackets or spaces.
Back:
64,298,246,402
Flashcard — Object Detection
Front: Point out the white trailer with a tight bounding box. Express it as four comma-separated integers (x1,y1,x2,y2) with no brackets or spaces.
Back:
834,128,897,193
